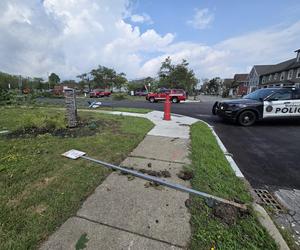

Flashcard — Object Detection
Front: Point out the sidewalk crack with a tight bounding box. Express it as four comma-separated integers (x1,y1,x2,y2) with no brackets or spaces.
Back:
75,215,184,249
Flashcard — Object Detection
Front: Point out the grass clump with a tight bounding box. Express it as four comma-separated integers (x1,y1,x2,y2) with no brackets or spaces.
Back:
189,122,278,249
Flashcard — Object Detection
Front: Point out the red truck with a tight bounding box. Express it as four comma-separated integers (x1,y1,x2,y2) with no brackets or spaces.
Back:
90,89,111,98
146,88,186,103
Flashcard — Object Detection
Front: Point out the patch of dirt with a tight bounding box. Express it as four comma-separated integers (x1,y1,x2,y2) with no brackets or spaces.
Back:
7,176,56,207
7,119,119,138
177,170,194,180
212,203,249,226
140,169,171,178
127,175,135,181
32,204,48,215
185,198,193,208
213,203,239,225
144,181,164,190
120,166,171,178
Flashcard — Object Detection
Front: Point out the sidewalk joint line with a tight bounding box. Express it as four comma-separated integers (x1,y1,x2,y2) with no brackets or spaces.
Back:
128,155,187,165
75,215,184,249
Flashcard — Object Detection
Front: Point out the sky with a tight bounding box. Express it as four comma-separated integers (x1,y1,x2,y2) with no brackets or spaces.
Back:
0,0,300,81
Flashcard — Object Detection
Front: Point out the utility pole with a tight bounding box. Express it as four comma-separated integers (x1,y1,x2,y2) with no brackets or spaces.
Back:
47,72,50,90
18,75,22,94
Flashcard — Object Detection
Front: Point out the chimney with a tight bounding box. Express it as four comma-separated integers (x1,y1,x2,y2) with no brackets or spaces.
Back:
296,49,300,63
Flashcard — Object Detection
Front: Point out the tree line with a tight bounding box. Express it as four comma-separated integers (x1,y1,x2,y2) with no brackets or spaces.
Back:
0,57,199,93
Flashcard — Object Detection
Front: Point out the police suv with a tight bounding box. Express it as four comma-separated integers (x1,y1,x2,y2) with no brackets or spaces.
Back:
212,87,300,126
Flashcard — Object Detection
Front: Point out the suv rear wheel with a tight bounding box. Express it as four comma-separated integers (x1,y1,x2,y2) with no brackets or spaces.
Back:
237,110,256,126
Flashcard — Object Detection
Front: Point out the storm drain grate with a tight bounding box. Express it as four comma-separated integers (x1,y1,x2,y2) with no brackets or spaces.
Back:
254,189,284,212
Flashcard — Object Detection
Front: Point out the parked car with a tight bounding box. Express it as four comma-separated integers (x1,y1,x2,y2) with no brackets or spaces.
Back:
89,89,111,98
146,88,186,103
212,87,300,126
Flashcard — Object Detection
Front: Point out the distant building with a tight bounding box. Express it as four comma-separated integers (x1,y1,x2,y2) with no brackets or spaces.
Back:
259,49,300,88
233,74,249,96
248,65,273,92
222,78,234,97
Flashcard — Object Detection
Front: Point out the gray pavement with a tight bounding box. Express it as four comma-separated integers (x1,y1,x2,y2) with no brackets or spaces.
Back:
40,112,198,250
275,189,300,247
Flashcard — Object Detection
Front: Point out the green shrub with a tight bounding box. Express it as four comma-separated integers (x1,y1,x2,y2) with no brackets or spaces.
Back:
0,89,15,105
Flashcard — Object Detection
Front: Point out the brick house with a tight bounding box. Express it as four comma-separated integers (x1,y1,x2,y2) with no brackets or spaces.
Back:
233,74,249,96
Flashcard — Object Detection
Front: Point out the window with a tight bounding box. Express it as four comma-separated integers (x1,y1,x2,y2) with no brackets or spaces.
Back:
269,74,273,81
262,76,266,83
288,70,293,80
243,88,276,100
269,90,292,101
280,72,285,81
297,68,300,78
274,73,278,80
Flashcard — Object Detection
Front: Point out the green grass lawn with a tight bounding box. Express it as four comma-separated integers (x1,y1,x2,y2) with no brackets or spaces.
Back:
189,122,278,249
0,107,153,250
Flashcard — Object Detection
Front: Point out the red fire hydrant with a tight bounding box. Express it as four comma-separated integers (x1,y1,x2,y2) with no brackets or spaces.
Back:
164,94,171,120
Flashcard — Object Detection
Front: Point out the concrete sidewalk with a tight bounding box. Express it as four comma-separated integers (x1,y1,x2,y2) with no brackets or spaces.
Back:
40,111,198,250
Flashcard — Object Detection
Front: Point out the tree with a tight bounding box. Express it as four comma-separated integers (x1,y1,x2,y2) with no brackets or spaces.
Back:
81,65,128,90
32,77,44,90
77,73,91,91
158,57,198,93
115,72,127,90
201,77,222,95
0,72,19,89
49,73,60,88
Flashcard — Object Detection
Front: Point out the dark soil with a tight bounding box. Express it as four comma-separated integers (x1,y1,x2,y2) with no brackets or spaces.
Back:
144,181,163,190
212,203,249,226
212,203,239,225
177,170,194,180
140,169,171,178
7,119,119,139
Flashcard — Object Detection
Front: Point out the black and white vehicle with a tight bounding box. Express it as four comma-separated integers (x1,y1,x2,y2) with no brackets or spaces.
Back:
212,87,300,126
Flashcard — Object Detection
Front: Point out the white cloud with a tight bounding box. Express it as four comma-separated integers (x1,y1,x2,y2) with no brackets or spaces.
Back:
0,0,171,79
187,8,214,30
130,13,153,24
0,1,299,81
138,21,300,78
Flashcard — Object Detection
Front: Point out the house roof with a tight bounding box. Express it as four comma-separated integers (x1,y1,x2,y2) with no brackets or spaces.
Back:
253,65,274,75
261,58,300,76
234,74,249,82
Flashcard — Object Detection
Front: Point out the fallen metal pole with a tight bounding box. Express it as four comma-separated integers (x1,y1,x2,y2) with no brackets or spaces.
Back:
80,155,247,210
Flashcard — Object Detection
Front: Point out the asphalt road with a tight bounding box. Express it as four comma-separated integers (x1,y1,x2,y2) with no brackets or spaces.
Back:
38,97,300,190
